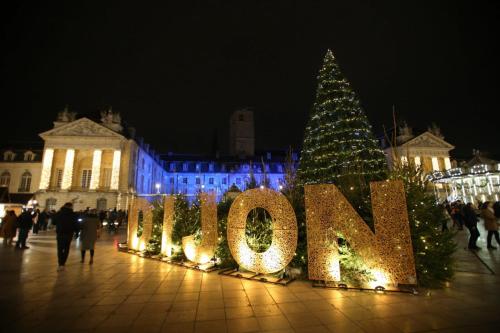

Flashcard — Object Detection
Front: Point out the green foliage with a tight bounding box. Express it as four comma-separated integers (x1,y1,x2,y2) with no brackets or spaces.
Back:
245,208,272,253
136,211,144,238
145,198,164,255
297,49,388,188
282,148,307,275
215,197,237,268
338,239,373,287
390,164,456,287
172,193,201,245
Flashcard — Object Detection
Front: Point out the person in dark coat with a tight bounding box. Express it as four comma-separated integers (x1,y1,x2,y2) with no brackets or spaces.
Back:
80,210,101,264
32,209,40,234
463,203,480,250
16,209,33,249
493,201,500,219
52,202,79,271
38,209,49,231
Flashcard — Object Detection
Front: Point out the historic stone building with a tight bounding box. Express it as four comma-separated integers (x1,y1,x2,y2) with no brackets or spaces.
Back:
428,151,500,204
384,124,455,174
229,108,255,158
33,108,168,211
0,148,42,196
383,124,455,200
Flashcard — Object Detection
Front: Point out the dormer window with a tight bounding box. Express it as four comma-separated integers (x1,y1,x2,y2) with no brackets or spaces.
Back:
24,151,35,161
3,151,15,161
0,171,10,187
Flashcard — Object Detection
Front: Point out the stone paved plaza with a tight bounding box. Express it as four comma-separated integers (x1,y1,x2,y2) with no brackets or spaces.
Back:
1,225,499,333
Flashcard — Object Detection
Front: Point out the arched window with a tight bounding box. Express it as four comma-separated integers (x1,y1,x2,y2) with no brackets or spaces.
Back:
19,171,32,192
0,171,10,187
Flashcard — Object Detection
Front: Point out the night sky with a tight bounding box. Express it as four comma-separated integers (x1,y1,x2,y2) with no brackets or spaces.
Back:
1,1,498,159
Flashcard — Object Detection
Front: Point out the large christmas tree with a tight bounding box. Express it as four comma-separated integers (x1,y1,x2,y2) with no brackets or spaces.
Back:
298,50,387,187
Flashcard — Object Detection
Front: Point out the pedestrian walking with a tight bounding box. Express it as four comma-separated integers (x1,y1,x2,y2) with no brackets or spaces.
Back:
481,201,500,250
52,202,79,271
80,210,100,264
32,209,40,234
38,209,49,231
463,203,480,250
0,210,17,247
15,209,33,249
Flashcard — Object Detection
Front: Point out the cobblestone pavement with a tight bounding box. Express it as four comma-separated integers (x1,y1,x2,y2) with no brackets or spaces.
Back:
1,222,499,333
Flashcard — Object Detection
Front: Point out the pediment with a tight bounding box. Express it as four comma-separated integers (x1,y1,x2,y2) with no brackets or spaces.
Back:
39,118,124,139
401,132,454,150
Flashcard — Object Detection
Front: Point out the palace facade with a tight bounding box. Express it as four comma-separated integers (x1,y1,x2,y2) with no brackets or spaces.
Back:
382,124,456,201
0,108,292,211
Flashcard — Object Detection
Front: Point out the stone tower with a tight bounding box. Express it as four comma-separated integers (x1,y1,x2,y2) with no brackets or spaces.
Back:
229,108,255,157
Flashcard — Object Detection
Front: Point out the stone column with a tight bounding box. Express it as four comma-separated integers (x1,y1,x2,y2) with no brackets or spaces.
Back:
39,148,54,190
61,149,75,190
414,156,421,169
431,157,440,171
110,150,121,190
444,157,452,170
89,149,102,190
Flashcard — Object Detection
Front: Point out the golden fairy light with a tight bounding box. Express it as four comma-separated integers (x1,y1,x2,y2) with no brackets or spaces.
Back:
305,180,416,288
227,188,298,274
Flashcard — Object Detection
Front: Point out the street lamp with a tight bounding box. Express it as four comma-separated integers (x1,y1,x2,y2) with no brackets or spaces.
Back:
155,183,161,194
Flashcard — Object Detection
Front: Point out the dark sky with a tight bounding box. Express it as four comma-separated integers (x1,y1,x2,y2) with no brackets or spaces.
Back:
1,1,498,158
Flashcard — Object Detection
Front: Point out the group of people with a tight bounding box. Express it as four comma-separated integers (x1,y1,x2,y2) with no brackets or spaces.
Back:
443,200,500,250
0,204,125,271
0,209,46,249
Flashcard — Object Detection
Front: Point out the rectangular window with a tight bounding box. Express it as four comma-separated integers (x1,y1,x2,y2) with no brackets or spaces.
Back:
183,163,188,171
102,168,112,188
196,177,201,185
236,178,241,185
222,178,227,185
209,163,214,172
209,178,214,185
56,169,63,188
81,169,92,189
170,177,174,184
183,177,188,184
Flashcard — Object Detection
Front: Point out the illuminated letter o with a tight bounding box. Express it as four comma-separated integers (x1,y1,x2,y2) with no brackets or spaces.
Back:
227,188,298,274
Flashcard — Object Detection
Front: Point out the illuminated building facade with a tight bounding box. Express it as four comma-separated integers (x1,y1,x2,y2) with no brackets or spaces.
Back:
428,152,500,204
33,108,168,211
1,108,293,210
383,124,455,200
